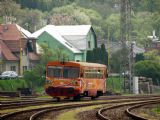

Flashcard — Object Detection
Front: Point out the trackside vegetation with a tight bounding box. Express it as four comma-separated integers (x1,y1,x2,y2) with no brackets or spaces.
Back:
107,76,123,93
0,79,27,91
0,77,120,93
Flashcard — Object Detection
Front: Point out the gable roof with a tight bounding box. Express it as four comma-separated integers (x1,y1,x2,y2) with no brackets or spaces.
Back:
0,24,38,61
32,25,55,38
0,24,22,40
55,25,93,50
16,24,34,38
0,24,34,40
0,40,18,61
32,25,82,53
0,24,34,52
32,25,95,51
55,25,91,36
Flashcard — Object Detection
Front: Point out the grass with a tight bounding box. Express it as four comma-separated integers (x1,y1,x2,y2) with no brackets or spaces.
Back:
107,76,123,92
0,79,28,91
152,105,160,114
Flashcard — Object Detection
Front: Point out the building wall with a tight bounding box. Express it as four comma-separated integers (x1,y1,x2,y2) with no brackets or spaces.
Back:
37,32,76,61
86,29,96,50
4,61,19,74
21,54,29,74
75,54,83,62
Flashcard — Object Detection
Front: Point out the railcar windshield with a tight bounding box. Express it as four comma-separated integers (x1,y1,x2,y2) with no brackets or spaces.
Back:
47,66,79,78
63,67,79,78
47,66,62,78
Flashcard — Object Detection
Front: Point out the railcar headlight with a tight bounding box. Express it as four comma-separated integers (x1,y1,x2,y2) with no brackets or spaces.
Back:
71,80,79,86
46,79,52,84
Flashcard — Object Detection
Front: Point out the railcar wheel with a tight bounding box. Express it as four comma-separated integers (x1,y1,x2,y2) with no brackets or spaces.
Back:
91,96,96,100
56,97,60,102
73,95,81,101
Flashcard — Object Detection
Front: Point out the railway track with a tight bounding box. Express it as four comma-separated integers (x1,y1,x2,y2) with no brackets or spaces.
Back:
1,94,160,110
0,100,55,110
97,98,160,120
126,101,160,120
1,95,160,120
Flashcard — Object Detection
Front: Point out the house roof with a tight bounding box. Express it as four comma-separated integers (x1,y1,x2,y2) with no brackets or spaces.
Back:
32,25,94,52
0,24,22,40
32,25,55,38
32,25,82,53
55,25,91,36
16,24,35,38
0,40,19,61
45,29,82,53
3,39,27,52
0,24,34,40
55,25,92,50
28,52,39,61
0,24,38,61
0,24,34,52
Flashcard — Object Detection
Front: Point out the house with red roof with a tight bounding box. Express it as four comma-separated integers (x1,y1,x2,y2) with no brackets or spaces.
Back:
0,24,39,75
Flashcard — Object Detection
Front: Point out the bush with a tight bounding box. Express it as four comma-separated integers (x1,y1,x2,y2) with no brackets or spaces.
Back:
134,60,160,85
0,79,27,91
23,70,45,89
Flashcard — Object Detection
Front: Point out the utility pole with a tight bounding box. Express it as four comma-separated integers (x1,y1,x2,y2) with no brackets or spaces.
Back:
107,26,110,73
19,28,23,76
120,0,132,93
129,42,134,93
120,0,131,45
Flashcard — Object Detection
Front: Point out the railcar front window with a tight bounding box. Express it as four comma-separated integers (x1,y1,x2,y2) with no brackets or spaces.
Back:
47,66,62,78
63,67,79,78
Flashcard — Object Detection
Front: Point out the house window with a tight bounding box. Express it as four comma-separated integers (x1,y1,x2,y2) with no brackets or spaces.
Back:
23,66,27,73
88,41,91,48
10,66,16,71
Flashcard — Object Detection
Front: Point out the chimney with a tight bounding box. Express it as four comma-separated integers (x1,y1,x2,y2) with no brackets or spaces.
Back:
3,25,8,32
153,30,156,38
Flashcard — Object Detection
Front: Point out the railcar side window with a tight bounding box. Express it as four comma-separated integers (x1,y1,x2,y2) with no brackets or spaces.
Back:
47,66,62,78
84,69,103,79
63,67,79,78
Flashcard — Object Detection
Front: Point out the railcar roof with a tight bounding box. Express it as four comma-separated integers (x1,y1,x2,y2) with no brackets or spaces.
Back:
47,61,106,68
75,62,106,68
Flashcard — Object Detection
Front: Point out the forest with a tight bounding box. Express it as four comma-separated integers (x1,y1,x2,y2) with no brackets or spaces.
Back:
0,0,159,44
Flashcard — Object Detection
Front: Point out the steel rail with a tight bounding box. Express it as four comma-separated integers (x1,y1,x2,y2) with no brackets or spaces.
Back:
97,99,160,120
1,96,160,120
126,100,160,120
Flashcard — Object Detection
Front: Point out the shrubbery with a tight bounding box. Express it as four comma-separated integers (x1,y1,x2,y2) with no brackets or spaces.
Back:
134,60,160,85
23,67,45,90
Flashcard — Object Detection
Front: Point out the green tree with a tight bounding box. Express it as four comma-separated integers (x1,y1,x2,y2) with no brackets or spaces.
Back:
110,47,129,73
152,12,160,39
104,14,120,41
135,53,144,62
24,43,54,89
86,44,108,66
144,50,160,64
132,12,154,46
134,60,160,85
